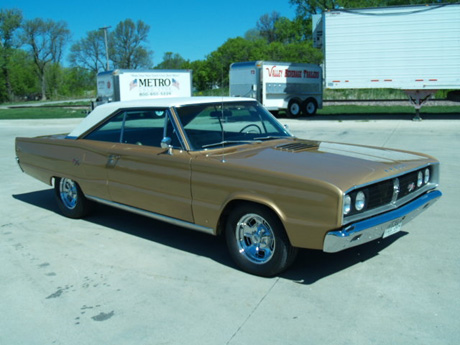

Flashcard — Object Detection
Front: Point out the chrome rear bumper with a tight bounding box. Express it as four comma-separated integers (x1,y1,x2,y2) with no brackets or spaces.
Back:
323,190,442,253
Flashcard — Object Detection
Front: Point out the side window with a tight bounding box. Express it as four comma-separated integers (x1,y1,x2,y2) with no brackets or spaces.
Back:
84,112,124,142
84,108,181,148
122,110,165,146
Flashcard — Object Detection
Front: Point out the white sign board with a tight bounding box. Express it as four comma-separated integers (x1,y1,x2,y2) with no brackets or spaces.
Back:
117,71,192,101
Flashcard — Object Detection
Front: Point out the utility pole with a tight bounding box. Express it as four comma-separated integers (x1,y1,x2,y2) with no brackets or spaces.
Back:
99,26,111,70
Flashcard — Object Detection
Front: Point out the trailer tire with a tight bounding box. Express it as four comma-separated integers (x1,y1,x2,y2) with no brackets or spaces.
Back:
303,98,318,116
286,99,302,118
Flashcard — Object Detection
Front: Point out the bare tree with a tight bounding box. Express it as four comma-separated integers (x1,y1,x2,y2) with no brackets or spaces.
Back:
21,18,70,100
256,11,281,43
110,19,152,69
69,30,107,73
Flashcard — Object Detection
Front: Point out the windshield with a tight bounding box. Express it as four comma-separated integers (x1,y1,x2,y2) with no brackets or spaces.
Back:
174,101,292,150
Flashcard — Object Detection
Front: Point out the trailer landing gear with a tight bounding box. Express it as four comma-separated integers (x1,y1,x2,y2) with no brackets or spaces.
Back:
404,90,437,121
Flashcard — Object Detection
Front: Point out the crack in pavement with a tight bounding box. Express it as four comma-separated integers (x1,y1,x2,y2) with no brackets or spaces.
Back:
226,277,280,345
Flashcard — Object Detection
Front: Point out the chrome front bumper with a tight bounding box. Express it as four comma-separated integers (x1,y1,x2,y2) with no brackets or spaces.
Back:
323,190,442,253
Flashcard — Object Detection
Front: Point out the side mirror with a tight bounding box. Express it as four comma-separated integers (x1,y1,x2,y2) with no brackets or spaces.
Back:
161,137,173,155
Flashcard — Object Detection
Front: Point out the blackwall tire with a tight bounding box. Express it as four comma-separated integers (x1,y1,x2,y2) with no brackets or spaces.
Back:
286,99,302,118
303,98,318,116
54,177,90,219
225,204,298,277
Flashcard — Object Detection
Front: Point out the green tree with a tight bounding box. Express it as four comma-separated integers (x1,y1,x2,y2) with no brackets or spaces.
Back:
290,0,383,18
21,18,71,100
274,17,311,43
0,8,22,102
263,41,323,63
244,14,323,64
189,59,212,92
59,67,94,97
206,37,267,88
110,19,152,69
8,49,38,100
155,52,188,69
290,0,458,18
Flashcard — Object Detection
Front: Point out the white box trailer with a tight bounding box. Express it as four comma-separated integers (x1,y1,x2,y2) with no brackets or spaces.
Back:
313,3,460,119
96,69,192,104
229,61,323,117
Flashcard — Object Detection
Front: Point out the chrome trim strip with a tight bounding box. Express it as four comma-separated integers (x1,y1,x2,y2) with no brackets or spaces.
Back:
167,107,189,151
170,107,191,151
343,162,439,194
325,190,442,253
86,195,215,235
391,178,400,204
344,184,436,225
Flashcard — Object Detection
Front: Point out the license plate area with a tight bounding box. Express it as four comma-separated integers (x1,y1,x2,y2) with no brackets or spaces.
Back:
383,220,403,238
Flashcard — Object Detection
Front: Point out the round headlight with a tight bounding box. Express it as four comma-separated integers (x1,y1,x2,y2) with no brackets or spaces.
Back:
424,168,430,184
355,191,366,211
417,171,423,187
343,195,351,215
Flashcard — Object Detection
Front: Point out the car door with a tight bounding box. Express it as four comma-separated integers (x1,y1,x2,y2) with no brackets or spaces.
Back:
102,108,193,222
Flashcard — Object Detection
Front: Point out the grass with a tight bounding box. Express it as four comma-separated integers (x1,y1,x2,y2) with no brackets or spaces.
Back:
0,107,88,120
1,102,458,120
317,105,460,116
323,88,454,100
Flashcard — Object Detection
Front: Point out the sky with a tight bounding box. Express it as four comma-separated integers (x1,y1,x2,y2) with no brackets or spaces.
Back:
4,0,297,66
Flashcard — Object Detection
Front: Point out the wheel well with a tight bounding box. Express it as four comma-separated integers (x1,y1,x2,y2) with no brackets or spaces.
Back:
288,97,302,106
304,97,318,106
217,200,284,236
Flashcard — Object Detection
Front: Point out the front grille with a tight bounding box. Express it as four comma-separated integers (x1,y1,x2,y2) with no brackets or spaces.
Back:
366,179,394,209
399,171,418,198
345,166,433,219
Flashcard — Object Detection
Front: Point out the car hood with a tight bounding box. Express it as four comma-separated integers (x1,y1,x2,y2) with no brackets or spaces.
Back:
203,139,437,191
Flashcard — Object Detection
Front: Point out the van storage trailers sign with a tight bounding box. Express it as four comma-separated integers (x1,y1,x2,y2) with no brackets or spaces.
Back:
118,71,192,100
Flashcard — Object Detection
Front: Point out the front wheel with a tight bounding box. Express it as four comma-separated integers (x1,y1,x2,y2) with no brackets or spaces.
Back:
54,177,90,219
225,204,298,277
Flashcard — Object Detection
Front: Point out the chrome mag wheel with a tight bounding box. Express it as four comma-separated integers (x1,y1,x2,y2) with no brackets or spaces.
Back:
59,178,78,210
235,213,276,264
54,177,90,219
225,204,298,276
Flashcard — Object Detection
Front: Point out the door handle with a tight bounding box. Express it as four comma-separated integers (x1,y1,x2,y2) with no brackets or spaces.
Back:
106,154,120,168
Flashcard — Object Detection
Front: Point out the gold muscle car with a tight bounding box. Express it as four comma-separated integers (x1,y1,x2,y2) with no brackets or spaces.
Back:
15,97,442,276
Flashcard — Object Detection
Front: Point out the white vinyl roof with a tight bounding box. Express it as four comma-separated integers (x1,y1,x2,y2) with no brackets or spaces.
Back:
67,97,254,138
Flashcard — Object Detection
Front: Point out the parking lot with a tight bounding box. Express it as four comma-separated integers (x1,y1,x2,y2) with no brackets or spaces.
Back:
1,114,459,345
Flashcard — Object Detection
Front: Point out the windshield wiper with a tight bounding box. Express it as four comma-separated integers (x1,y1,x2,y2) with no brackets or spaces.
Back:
202,140,261,149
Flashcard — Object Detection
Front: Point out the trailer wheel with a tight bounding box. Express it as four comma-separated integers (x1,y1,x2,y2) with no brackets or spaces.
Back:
303,98,318,116
286,99,301,118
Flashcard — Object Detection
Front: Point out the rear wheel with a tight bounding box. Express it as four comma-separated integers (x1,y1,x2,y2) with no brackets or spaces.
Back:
286,99,302,118
54,177,90,219
303,98,318,116
225,204,298,277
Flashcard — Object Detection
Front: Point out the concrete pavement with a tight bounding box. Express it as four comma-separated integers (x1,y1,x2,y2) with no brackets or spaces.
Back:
1,116,459,344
